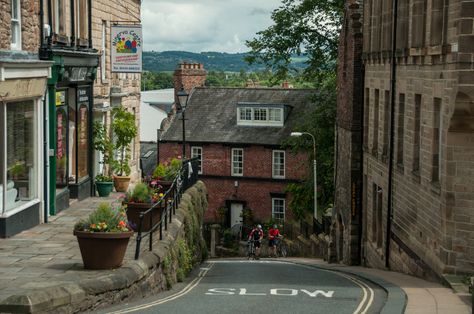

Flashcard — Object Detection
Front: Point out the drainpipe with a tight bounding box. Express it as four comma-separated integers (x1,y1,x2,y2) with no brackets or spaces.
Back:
385,0,399,269
43,90,49,223
88,0,92,49
70,0,75,47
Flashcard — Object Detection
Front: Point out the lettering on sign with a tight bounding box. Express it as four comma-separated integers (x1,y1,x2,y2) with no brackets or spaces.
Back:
206,288,334,298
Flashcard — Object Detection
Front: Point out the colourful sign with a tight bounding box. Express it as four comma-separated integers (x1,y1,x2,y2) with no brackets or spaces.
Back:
111,25,142,73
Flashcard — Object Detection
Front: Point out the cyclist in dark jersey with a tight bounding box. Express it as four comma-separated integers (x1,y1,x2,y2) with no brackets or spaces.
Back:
248,224,264,259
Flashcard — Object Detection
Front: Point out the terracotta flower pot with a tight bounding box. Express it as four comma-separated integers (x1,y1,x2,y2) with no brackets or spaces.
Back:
113,175,130,192
74,230,133,269
125,202,162,232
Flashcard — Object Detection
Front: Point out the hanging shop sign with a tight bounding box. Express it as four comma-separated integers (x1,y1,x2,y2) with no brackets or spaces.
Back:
111,25,143,73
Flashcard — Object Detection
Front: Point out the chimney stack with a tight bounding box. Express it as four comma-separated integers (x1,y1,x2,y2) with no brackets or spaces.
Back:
173,62,207,104
281,81,293,89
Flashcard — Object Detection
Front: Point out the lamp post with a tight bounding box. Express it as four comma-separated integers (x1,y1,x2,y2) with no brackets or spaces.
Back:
290,131,318,223
176,87,189,159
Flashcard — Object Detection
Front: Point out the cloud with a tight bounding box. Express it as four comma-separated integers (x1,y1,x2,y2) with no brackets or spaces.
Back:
141,0,281,53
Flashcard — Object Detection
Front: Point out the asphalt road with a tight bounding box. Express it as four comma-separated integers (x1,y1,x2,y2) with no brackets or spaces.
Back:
103,259,387,314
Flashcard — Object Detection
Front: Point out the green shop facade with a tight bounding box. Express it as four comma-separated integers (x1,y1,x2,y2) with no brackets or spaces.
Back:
46,49,98,214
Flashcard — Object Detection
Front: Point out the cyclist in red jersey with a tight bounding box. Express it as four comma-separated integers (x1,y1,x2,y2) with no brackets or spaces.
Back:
268,224,281,257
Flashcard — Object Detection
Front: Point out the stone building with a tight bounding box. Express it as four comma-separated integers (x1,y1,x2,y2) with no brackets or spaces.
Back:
159,63,314,227
0,0,52,236
39,0,142,214
335,0,474,278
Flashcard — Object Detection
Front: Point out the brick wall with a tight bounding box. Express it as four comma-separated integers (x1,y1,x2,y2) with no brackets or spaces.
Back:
0,0,40,52
159,142,309,223
173,63,207,104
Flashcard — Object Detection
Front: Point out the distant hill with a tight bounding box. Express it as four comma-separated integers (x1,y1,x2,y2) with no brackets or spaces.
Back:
143,51,308,73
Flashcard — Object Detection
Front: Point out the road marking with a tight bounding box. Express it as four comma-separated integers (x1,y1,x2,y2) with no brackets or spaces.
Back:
205,288,335,297
107,263,214,314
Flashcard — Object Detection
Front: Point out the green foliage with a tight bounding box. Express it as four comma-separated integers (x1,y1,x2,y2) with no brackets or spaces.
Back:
95,174,113,182
111,106,138,176
177,239,192,277
164,158,182,181
152,163,166,179
74,202,130,232
141,71,174,91
127,182,152,203
283,75,337,218
92,122,114,177
245,0,343,82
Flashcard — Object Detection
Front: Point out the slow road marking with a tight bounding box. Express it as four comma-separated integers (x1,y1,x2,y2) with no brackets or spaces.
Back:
206,288,334,297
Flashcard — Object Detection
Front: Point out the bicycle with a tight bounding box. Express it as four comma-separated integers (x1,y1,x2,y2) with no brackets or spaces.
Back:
246,240,257,260
275,237,288,258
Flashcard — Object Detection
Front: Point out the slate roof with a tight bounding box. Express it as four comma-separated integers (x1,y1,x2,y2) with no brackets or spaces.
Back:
140,142,158,177
160,87,316,146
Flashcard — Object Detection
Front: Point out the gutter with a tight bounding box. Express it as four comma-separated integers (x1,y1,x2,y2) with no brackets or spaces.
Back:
385,0,399,269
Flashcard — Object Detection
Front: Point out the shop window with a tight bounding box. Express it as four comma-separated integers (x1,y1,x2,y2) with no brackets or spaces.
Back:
2,100,37,213
76,87,90,182
11,0,21,50
56,99,68,187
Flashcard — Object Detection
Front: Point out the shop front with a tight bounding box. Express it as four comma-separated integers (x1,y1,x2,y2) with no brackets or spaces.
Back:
0,55,52,237
48,51,98,214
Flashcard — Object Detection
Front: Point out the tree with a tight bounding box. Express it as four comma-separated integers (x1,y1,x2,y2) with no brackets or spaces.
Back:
246,0,343,219
245,0,343,82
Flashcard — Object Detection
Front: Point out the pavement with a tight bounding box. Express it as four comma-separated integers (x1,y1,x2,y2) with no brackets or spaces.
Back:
0,194,471,313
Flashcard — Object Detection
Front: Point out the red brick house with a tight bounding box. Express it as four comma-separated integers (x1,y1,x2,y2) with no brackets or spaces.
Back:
158,73,316,227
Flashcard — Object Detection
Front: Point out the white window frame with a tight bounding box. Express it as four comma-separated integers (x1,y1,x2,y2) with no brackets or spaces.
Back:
10,0,22,50
231,148,243,176
101,20,107,82
272,198,285,222
191,146,203,174
272,150,285,179
236,107,283,127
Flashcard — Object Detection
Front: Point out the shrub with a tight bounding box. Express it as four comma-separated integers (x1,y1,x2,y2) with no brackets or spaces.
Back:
74,203,130,232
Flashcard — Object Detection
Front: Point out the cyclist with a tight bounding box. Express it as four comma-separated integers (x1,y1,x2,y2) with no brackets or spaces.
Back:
268,224,281,257
248,224,264,259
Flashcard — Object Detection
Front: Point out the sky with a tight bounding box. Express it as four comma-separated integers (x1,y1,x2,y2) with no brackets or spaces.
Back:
141,0,282,53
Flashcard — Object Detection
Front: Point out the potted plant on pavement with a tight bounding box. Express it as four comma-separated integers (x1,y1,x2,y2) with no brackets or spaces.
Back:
92,121,114,197
111,106,138,192
123,182,164,232
73,202,133,269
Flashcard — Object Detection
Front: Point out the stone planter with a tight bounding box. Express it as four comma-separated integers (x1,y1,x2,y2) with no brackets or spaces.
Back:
96,181,114,197
113,175,130,192
125,202,161,232
74,230,133,269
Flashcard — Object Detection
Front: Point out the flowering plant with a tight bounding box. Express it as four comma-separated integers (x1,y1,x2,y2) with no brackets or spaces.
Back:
121,182,165,204
74,202,131,232
151,158,182,181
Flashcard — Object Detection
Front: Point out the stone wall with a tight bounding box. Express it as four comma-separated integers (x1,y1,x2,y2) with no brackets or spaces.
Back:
21,181,208,313
0,0,40,52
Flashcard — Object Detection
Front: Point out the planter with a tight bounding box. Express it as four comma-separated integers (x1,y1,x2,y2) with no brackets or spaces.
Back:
96,181,114,197
114,175,130,192
125,202,161,232
73,230,133,269
156,180,173,193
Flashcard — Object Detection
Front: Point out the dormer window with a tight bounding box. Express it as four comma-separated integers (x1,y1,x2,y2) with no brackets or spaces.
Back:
237,103,285,126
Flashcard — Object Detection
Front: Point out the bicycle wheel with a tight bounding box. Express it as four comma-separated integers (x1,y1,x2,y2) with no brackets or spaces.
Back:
279,243,288,258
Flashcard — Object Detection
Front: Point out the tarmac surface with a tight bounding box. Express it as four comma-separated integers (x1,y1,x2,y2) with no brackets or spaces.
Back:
0,193,471,313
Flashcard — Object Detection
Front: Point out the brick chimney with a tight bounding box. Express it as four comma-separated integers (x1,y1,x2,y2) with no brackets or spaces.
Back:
281,81,293,89
173,62,207,104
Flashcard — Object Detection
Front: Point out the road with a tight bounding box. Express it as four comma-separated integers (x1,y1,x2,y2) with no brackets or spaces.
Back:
103,259,387,314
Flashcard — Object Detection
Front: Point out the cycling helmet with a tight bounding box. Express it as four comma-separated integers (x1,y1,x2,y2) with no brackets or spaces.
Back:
257,224,262,229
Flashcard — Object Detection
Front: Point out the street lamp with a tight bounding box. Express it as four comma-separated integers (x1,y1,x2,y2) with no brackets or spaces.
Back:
177,87,189,159
290,131,318,223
